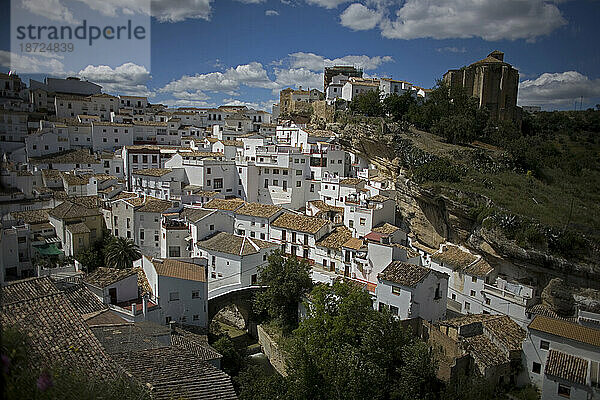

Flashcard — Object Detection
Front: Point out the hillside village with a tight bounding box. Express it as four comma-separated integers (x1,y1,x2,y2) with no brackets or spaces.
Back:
1,53,599,400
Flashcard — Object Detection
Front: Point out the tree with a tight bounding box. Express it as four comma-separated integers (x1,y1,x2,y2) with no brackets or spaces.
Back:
212,336,244,377
383,91,416,121
284,282,438,400
104,237,141,269
253,250,313,333
349,89,384,117
236,365,290,400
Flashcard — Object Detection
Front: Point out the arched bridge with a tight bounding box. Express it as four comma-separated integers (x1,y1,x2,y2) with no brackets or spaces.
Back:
208,286,266,328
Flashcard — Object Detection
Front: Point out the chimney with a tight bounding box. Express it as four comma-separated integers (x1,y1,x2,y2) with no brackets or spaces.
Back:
131,303,136,314
169,320,176,334
142,294,148,317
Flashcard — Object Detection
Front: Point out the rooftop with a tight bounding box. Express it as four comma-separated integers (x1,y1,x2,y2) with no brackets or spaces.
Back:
272,212,329,234
49,199,100,219
198,232,277,256
529,315,600,348
203,198,245,211
372,223,401,235
59,282,108,315
236,202,282,218
431,244,478,270
342,237,365,250
181,207,214,222
316,226,353,251
132,168,172,177
10,208,50,224
30,149,99,165
84,267,137,288
151,259,207,282
66,221,91,234
378,261,431,288
545,349,589,385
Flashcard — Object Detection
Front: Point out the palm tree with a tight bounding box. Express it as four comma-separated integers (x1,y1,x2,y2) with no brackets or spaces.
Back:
104,237,142,269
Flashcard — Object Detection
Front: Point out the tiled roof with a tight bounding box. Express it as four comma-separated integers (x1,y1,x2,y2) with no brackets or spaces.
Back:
378,261,431,287
203,198,245,211
112,347,237,400
529,315,600,348
482,315,526,352
236,202,282,218
463,334,509,368
30,149,99,165
42,169,62,179
84,309,128,326
464,258,494,277
316,226,353,251
61,172,89,185
220,140,244,147
84,267,137,288
151,259,207,282
0,277,118,380
181,207,214,222
272,213,329,234
10,208,50,224
339,178,364,185
91,322,170,354
171,327,221,361
110,191,137,201
308,200,344,213
137,196,173,213
49,199,100,219
198,232,277,256
368,194,389,202
181,151,224,158
60,283,108,315
132,168,172,177
67,221,91,234
342,237,365,250
526,304,577,322
431,244,478,270
372,223,401,235
545,350,589,385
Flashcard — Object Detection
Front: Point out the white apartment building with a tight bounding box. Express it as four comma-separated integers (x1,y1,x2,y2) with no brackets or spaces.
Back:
341,78,380,102
25,124,71,158
55,93,119,120
233,202,284,241
131,168,187,203
344,194,396,238
270,213,332,262
319,177,365,207
91,121,134,152
375,261,448,322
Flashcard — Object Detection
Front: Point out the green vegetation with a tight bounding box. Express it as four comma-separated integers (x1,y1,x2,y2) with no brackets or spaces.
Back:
1,328,150,400
212,335,244,377
104,236,142,269
253,249,313,334
346,82,600,262
74,233,113,272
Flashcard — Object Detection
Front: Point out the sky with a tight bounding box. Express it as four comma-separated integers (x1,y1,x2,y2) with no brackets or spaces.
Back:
1,0,599,111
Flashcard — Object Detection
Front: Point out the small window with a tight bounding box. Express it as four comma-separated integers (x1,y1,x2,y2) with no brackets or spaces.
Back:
193,314,199,321
557,384,570,398
470,290,476,297
464,302,471,311
169,292,180,301
485,298,491,305
540,340,550,350
472,276,477,283
532,362,541,374
192,290,200,299
391,286,401,295
389,305,399,315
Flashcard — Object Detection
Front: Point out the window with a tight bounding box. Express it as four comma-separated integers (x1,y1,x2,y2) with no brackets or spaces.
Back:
470,290,476,297
378,302,387,312
349,220,354,228
557,384,570,398
168,246,181,257
390,305,399,315
206,179,211,186
310,184,314,192
192,290,200,299
273,169,279,174
296,181,301,187
591,361,599,388
359,218,366,226
464,302,471,311
132,155,138,163
264,179,269,188
210,224,215,231
485,298,491,305
296,169,302,175
193,314,199,321
532,362,541,374
140,230,144,240
207,167,211,174
213,178,223,189
169,292,180,301
540,340,550,350
472,276,477,283
451,293,456,300
392,286,401,295
260,233,265,240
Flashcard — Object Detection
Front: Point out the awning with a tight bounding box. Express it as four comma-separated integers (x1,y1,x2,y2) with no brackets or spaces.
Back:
33,243,63,256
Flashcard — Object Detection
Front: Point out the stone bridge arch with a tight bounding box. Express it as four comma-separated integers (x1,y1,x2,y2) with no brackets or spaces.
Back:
208,287,265,329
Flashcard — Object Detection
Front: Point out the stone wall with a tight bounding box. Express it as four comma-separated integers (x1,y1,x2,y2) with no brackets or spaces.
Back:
257,324,287,376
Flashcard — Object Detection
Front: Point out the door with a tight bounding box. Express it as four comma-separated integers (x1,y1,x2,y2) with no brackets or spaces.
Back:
108,288,117,305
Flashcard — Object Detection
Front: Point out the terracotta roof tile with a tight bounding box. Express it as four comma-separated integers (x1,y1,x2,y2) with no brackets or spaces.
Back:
272,213,329,234
378,261,431,287
203,198,245,211
236,202,282,218
316,226,353,251
84,267,137,288
132,168,172,177
545,350,589,385
432,244,478,270
198,232,277,256
372,223,401,235
151,259,207,282
529,315,600,348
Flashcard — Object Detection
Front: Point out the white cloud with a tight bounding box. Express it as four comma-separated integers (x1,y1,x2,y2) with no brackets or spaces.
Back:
306,0,350,9
273,67,323,91
518,71,600,107
288,52,393,71
159,62,277,97
378,0,567,41
340,3,382,31
74,0,213,22
0,50,67,75
222,99,260,109
265,9,280,16
436,46,466,53
161,99,216,108
21,0,78,24
78,62,152,96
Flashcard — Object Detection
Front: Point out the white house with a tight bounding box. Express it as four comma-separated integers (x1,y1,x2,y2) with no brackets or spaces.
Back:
196,232,278,297
523,315,600,399
344,194,396,238
270,213,332,262
233,202,284,241
376,261,448,322
138,256,209,327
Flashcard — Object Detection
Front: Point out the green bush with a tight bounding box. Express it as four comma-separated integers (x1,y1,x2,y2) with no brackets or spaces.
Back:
411,158,464,183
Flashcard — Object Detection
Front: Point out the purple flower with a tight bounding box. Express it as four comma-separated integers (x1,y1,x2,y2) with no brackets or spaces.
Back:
1,354,10,374
37,371,53,391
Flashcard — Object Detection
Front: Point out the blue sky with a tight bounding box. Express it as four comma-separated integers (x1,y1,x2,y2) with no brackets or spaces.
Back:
2,0,600,111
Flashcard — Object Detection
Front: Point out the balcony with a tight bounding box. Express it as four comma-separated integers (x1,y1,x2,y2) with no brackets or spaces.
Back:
483,283,531,306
